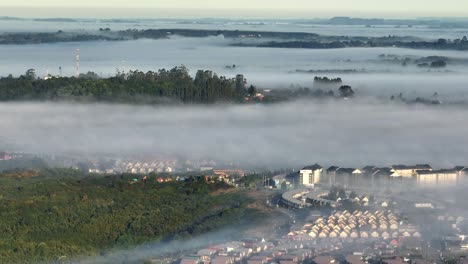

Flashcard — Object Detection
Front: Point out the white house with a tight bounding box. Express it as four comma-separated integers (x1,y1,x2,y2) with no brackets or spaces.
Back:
416,169,458,187
299,164,323,186
391,164,432,177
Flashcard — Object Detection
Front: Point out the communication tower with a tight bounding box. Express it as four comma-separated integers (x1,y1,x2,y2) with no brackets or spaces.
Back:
75,48,80,78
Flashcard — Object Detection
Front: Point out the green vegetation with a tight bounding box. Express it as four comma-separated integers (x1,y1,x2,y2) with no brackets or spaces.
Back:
313,76,343,84
0,169,260,263
1,28,467,51
246,36,468,51
0,66,358,104
0,67,248,104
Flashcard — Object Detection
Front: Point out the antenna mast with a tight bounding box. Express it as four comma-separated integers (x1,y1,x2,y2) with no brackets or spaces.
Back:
75,48,80,78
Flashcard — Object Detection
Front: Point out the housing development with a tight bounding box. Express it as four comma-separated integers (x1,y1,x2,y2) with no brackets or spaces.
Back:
144,163,468,264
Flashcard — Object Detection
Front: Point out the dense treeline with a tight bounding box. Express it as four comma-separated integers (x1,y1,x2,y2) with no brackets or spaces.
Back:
0,169,260,263
0,67,248,103
0,31,119,44
313,76,343,84
247,36,468,51
2,28,468,51
0,29,321,45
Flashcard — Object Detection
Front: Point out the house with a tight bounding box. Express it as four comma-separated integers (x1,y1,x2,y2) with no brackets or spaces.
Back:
180,256,201,264
319,232,328,238
384,257,405,264
211,256,234,264
390,239,399,246
277,254,299,264
247,255,267,264
381,231,390,239
391,165,432,177
362,166,393,179
360,231,369,238
350,231,359,239
326,166,340,175
454,166,468,178
390,223,398,230
340,231,349,238
231,248,252,261
415,169,458,187
346,255,365,264
313,256,334,264
197,248,219,263
213,170,245,178
299,164,323,186
0,152,12,161
200,166,214,172
334,168,356,186
361,166,377,174
402,231,411,237
326,166,340,184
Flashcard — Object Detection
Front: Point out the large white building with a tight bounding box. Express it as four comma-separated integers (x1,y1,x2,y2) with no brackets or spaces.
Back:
391,164,432,177
416,169,458,187
299,164,323,186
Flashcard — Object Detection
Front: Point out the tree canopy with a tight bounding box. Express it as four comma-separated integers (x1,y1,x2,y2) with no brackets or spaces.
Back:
0,169,261,263
0,67,248,104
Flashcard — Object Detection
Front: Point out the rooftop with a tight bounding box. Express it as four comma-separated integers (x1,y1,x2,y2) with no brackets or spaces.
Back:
392,164,432,170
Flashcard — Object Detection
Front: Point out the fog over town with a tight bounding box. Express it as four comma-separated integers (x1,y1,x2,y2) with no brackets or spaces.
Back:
1,101,468,168
1,5,468,264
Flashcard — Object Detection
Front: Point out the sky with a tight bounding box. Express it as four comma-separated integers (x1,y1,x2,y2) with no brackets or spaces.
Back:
1,0,468,19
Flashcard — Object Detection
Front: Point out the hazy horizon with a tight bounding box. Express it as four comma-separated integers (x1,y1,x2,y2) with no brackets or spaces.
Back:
1,5,468,19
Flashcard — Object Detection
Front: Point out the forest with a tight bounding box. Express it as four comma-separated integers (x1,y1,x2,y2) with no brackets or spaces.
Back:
1,28,467,51
0,168,261,263
0,67,251,104
248,37,468,50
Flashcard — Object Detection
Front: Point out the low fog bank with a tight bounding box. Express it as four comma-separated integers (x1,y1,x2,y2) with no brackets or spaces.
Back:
2,100,468,168
1,37,468,102
2,37,468,79
249,72,468,101
72,228,239,264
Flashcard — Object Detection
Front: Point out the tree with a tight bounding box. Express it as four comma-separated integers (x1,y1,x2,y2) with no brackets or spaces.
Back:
342,199,357,212
338,189,347,199
349,191,357,199
281,181,287,191
248,85,256,96
437,38,448,45
25,69,36,80
338,85,354,98
79,71,100,79
235,74,246,93
430,60,447,68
